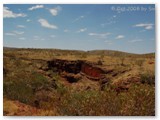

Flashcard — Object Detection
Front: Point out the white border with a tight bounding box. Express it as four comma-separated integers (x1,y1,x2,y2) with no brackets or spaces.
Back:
0,0,159,120
0,0,157,4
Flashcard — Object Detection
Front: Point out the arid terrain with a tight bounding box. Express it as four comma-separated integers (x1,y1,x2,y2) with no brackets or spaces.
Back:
3,47,155,116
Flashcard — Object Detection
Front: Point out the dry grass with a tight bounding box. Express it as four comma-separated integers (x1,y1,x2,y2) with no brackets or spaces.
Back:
62,84,154,116
3,48,155,116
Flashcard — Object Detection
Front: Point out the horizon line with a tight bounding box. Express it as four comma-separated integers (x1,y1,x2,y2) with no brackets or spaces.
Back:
3,46,155,55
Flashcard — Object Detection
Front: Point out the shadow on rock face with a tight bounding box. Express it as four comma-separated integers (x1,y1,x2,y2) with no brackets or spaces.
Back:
47,59,105,82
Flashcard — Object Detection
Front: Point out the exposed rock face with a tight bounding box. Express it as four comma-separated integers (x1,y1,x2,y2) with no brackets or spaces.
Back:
47,59,82,74
47,59,105,80
61,72,82,83
81,63,104,79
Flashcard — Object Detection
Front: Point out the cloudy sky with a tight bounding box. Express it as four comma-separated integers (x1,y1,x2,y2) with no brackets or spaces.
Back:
3,4,155,54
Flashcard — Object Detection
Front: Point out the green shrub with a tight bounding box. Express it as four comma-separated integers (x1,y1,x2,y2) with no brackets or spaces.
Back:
31,72,49,89
135,59,144,68
4,71,50,105
4,80,34,104
56,84,155,116
120,84,155,116
140,72,155,85
97,60,103,65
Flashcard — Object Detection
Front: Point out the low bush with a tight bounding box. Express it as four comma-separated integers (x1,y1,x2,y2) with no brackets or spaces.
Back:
140,71,155,85
4,71,50,105
56,84,155,116
135,59,144,68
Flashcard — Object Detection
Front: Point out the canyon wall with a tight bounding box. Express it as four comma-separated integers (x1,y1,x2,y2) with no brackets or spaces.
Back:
47,59,105,80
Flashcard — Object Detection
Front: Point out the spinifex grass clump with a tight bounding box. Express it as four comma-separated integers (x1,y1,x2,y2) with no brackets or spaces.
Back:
56,84,154,116
140,71,155,85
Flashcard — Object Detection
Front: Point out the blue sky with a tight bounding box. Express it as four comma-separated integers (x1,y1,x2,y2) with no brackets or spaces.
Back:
3,4,155,54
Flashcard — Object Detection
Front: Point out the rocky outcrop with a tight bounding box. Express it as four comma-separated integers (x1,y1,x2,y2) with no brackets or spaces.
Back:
61,72,82,83
47,59,82,74
47,59,105,80
81,63,105,79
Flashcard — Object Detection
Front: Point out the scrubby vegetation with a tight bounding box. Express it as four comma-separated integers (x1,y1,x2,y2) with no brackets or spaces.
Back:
56,84,155,116
3,48,155,116
140,71,155,85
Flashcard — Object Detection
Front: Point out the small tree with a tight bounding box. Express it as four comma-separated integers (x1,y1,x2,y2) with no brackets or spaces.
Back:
120,57,125,66
136,59,144,69
97,59,103,65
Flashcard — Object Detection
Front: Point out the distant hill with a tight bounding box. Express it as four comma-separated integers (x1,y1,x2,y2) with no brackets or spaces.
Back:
87,50,155,58
3,47,155,58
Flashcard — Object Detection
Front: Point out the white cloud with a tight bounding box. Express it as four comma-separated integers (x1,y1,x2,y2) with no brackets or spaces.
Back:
34,36,39,38
50,35,56,38
88,33,97,36
128,39,143,43
5,31,24,36
38,18,58,29
3,6,27,18
33,36,45,41
64,29,70,32
33,36,39,40
19,37,26,40
104,40,112,45
77,28,87,33
5,33,16,36
88,32,111,38
41,38,45,41
73,15,84,22
133,23,154,30
13,31,24,35
28,5,44,11
145,25,153,30
49,6,62,16
101,15,117,27
17,25,25,28
115,35,125,39
26,19,31,22
101,21,116,27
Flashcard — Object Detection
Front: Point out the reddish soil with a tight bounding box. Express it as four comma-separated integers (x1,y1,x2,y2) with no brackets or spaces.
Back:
81,63,103,78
